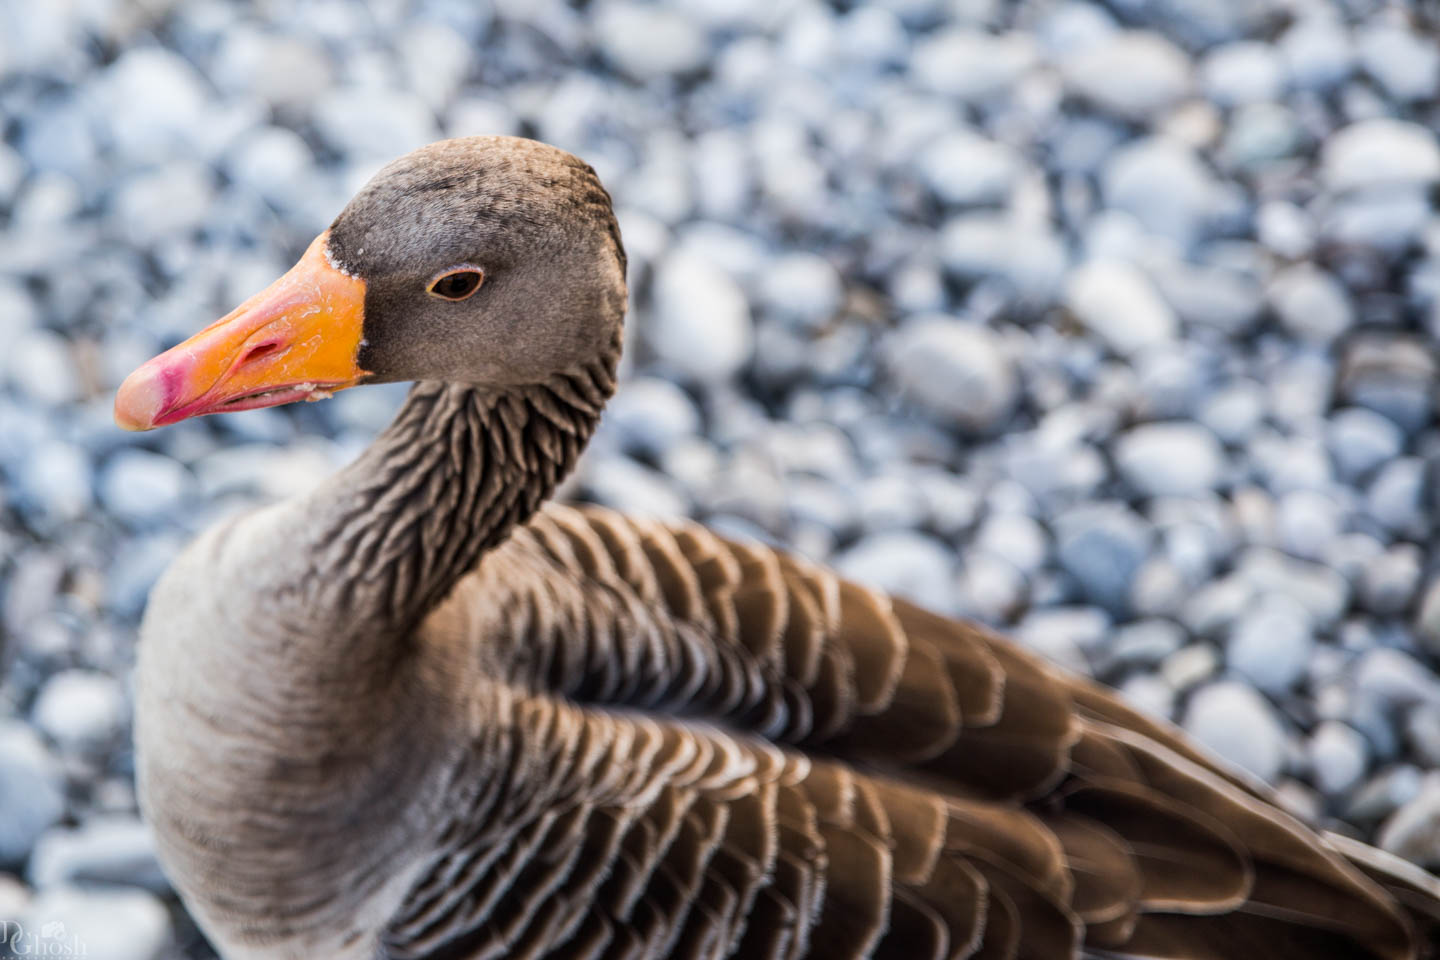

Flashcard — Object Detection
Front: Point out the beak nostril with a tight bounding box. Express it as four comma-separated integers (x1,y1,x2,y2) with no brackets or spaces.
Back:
241,342,280,366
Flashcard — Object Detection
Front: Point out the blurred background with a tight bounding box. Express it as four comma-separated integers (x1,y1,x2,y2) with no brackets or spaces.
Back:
2,0,1440,955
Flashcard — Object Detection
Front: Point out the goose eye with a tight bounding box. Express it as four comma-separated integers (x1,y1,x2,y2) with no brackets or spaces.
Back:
428,269,484,301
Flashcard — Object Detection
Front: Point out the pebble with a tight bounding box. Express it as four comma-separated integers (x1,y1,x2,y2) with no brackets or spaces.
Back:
1266,263,1354,343
98,451,195,527
1366,457,1428,540
834,531,956,614
886,318,1018,432
601,377,701,459
1322,119,1440,194
0,722,66,866
1054,502,1152,616
1064,260,1179,356
956,551,1027,624
31,670,128,751
1183,681,1288,783
1060,31,1191,120
18,441,94,525
1357,649,1440,709
647,252,753,383
1274,489,1345,563
911,28,1038,102
1227,593,1314,694
1279,16,1353,91
1359,543,1423,617
919,130,1021,207
29,818,168,894
7,329,81,406
581,457,688,519
1418,578,1440,658
1356,23,1440,103
1235,548,1349,629
595,3,707,79
1016,607,1110,674
1339,335,1436,435
939,215,1068,299
1380,775,1440,868
1327,408,1404,483
1200,41,1285,106
1108,618,1186,668
973,511,1048,577
1197,380,1265,445
1103,137,1218,250
311,87,440,161
757,253,843,328
22,886,172,960
1114,422,1225,499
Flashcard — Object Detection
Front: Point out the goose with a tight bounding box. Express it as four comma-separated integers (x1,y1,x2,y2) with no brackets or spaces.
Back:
114,136,1440,960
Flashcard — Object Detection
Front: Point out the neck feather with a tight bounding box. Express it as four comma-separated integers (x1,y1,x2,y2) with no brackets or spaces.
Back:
302,350,616,635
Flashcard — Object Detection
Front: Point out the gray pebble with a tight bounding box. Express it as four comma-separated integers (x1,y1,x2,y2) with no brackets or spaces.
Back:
1356,23,1440,103
1200,41,1285,106
6,330,81,406
647,252,753,383
1130,557,1187,618
1054,502,1152,616
939,215,1068,300
757,253,843,329
1102,137,1217,251
1114,421,1225,499
1366,457,1427,540
1016,606,1110,675
1235,548,1349,629
1119,673,1175,721
1196,380,1265,445
1065,260,1179,356
911,28,1038,102
1227,593,1314,693
1309,720,1369,796
973,511,1048,577
1322,119,1440,194
1359,543,1424,617
29,817,167,894
1266,264,1353,343
1417,578,1440,658
1275,489,1345,563
919,130,1021,207
1183,681,1287,783
98,450,195,527
1380,774,1440,868
1339,336,1435,435
834,531,956,615
887,317,1017,432
22,885,171,960
1348,765,1423,824
0,722,66,866
1279,16,1353,91
1356,649,1440,708
1061,31,1191,120
31,670,127,752
602,377,700,459
1328,407,1404,483
956,551,1027,624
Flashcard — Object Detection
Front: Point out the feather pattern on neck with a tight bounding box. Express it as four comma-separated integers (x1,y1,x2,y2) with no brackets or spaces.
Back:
304,344,617,637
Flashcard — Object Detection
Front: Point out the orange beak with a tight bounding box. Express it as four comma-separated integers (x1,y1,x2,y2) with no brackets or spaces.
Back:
115,232,370,431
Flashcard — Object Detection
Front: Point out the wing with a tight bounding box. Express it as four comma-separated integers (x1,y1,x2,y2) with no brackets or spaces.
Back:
381,504,1435,960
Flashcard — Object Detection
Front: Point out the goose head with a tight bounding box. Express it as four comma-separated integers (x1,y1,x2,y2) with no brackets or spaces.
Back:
114,136,627,431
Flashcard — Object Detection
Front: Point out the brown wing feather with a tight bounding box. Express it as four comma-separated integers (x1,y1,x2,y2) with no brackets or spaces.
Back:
381,503,1439,960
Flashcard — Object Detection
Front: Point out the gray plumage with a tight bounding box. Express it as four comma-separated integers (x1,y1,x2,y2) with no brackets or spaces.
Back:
129,137,1440,960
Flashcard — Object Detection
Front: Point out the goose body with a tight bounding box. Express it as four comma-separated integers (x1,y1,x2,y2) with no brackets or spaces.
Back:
118,137,1440,960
